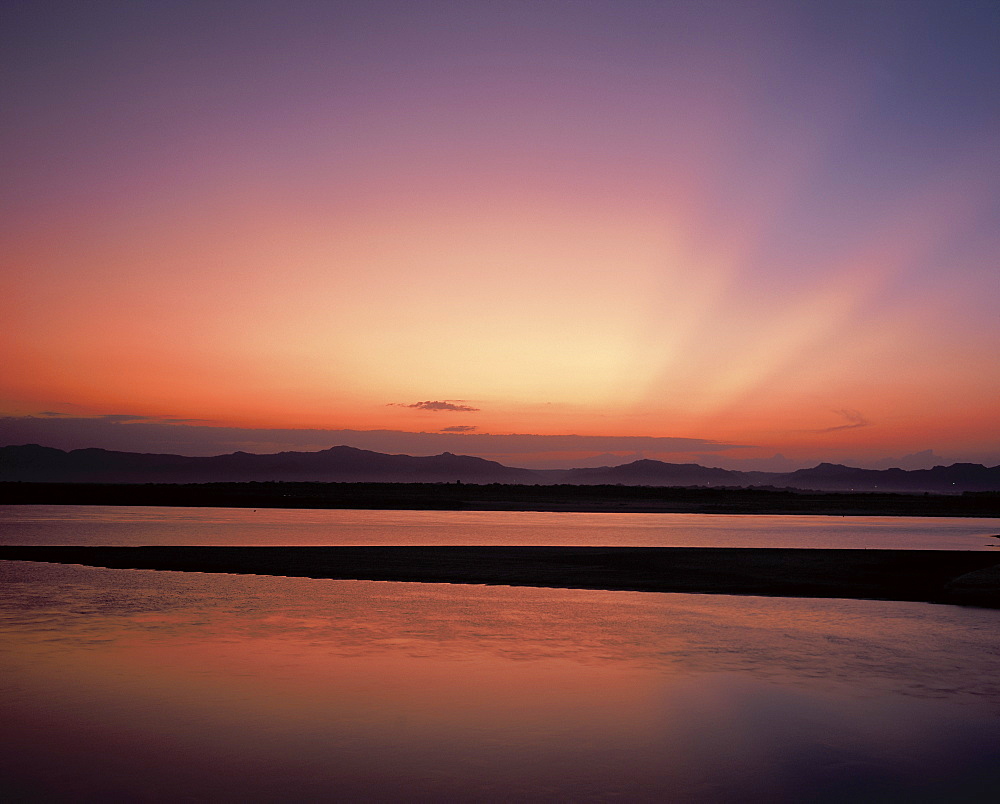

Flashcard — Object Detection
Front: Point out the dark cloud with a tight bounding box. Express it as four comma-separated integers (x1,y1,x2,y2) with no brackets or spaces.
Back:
441,425,477,432
0,414,749,459
93,413,207,424
392,400,480,412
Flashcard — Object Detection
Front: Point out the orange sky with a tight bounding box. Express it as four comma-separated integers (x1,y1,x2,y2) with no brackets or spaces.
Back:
3,1,998,468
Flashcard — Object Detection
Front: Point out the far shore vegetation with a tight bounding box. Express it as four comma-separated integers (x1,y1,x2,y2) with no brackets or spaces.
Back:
2,481,997,517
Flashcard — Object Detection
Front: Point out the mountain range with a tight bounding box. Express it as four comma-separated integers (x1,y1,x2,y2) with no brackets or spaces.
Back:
2,444,999,493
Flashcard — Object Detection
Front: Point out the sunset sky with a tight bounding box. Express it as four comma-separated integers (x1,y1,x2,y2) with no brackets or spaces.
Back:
3,0,998,469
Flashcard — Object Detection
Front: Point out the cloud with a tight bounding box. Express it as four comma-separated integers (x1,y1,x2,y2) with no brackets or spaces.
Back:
0,414,750,458
858,449,948,471
391,400,480,412
98,414,157,423
807,409,871,433
91,413,208,424
441,425,477,432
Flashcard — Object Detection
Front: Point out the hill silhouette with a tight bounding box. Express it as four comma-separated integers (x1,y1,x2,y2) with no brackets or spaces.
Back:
0,444,536,484
1,444,998,493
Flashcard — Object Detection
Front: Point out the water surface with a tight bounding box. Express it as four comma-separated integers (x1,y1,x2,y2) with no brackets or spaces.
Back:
3,507,999,801
2,505,997,549
2,560,999,802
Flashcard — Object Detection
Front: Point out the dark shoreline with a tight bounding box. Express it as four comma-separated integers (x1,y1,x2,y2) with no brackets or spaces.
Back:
2,481,999,517
3,546,999,609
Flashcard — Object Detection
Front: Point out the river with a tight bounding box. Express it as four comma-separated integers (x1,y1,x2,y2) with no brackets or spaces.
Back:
1,506,998,801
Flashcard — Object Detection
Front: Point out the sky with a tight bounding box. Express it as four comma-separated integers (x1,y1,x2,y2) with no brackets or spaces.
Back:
3,0,998,470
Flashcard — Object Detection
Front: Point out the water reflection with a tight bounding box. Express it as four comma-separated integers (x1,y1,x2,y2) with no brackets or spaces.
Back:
2,505,998,549
2,561,999,801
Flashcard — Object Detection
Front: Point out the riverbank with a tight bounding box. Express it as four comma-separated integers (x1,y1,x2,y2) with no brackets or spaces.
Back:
3,546,999,608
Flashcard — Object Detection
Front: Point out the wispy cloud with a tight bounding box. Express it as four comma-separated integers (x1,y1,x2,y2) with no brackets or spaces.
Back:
807,409,871,433
390,400,480,412
441,425,477,432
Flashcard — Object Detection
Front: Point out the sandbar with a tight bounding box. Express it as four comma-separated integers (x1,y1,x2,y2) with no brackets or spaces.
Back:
2,545,999,608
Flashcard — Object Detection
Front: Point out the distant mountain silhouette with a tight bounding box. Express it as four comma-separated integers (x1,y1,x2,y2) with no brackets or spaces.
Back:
548,458,1000,493
0,444,536,484
556,460,742,486
1,444,998,493
769,461,1000,493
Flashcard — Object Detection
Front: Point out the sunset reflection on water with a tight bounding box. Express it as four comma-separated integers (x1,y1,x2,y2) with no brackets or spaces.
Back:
2,505,998,550
2,560,999,801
